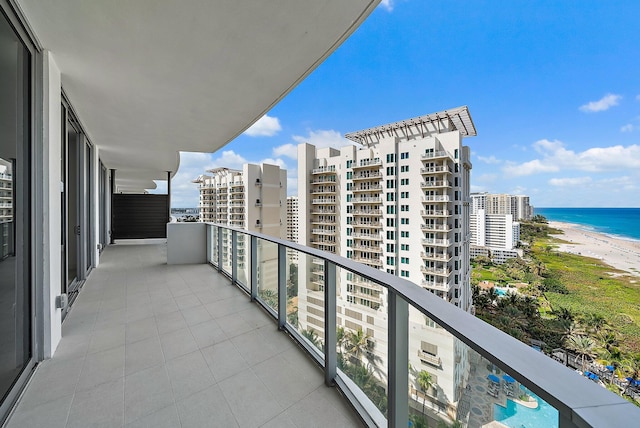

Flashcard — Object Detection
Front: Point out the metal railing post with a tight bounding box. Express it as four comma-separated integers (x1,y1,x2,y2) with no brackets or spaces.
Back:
250,235,258,301
324,261,337,386
277,244,286,330
206,225,212,263
231,230,237,284
388,290,409,428
217,226,223,272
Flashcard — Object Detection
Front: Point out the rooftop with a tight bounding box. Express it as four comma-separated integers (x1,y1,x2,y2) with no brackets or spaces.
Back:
345,106,477,146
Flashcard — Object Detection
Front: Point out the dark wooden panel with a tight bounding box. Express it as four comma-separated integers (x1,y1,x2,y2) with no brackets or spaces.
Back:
112,194,168,239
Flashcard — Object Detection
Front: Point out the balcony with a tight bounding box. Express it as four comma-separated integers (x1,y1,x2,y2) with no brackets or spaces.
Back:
420,280,450,291
311,198,336,205
420,209,449,217
417,350,442,366
351,232,382,240
420,223,451,232
422,195,450,202
351,196,381,204
420,150,450,160
420,181,451,189
312,166,336,174
420,252,452,262
8,223,638,428
352,159,382,169
420,165,452,175
420,265,451,276
352,171,382,180
352,184,382,192
421,238,451,246
350,221,382,228
353,209,382,216
6,240,360,427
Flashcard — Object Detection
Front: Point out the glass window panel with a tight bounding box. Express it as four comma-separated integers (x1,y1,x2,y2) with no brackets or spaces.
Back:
337,267,388,417
0,12,31,404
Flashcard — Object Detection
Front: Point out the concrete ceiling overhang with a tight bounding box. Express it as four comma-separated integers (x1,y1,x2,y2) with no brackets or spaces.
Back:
17,0,379,191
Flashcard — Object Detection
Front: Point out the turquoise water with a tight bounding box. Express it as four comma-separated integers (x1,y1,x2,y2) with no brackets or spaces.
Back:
494,388,559,428
535,208,640,242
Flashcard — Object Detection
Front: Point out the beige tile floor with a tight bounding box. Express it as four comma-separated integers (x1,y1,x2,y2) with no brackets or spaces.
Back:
6,240,363,428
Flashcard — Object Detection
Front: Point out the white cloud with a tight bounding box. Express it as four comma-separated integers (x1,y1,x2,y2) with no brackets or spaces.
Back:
273,129,353,160
243,114,282,137
379,0,394,12
621,124,635,132
213,150,247,168
474,173,498,183
503,139,640,176
292,129,352,149
272,143,298,159
579,93,622,112
477,155,501,164
548,177,592,187
503,159,559,176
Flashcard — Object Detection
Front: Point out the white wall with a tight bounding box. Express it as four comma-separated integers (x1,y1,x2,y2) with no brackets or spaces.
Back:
41,51,62,358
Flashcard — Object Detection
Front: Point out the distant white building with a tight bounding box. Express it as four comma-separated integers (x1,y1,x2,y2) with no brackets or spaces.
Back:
470,192,532,221
194,163,287,289
470,193,526,263
194,164,286,237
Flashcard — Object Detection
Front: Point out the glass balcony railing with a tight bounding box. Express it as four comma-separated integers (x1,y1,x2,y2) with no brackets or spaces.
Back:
204,223,640,428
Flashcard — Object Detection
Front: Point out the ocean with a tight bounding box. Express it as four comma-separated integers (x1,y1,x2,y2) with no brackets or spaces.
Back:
534,208,640,242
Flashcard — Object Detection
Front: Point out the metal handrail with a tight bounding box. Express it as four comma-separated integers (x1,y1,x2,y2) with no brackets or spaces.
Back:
204,222,640,428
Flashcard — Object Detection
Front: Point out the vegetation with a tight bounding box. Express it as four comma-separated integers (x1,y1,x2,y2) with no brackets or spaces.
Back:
472,216,640,405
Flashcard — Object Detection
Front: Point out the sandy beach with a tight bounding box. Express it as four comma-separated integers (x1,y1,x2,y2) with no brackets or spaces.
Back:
548,221,640,277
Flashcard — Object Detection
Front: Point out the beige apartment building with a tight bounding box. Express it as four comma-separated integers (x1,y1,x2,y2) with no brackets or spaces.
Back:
194,163,287,290
297,106,476,416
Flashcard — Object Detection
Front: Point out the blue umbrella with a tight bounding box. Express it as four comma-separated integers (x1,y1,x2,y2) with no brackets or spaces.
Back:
488,374,500,383
605,365,614,371
503,374,515,383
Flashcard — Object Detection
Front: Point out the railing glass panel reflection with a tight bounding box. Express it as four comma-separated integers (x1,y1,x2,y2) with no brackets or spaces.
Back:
205,223,639,428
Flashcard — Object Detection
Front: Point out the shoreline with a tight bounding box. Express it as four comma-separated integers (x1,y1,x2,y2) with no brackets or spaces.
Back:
548,221,640,277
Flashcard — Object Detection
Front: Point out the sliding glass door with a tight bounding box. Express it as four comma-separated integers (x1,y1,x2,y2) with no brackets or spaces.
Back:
0,4,33,421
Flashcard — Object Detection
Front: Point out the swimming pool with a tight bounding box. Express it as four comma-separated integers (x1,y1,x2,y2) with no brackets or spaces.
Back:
493,388,559,428
495,287,509,296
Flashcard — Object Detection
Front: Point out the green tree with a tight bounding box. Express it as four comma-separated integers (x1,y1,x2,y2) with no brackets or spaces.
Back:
566,334,597,371
301,328,322,349
417,370,433,415
345,329,373,366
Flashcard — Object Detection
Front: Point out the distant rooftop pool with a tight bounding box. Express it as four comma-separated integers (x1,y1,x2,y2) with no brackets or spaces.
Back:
494,387,559,428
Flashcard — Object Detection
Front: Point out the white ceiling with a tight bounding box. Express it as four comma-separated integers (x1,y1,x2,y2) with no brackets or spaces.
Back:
18,0,379,191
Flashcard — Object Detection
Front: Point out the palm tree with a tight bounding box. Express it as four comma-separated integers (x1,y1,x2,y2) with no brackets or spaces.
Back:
621,355,640,396
301,328,322,349
336,326,346,353
345,329,372,366
409,413,429,428
417,370,433,415
583,312,606,333
566,334,596,371
598,330,618,353
486,287,499,306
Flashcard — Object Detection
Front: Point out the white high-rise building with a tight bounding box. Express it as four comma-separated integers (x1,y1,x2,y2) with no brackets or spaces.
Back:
470,193,525,263
194,163,287,291
297,106,476,417
470,192,532,221
0,160,13,259
194,164,286,237
286,196,299,262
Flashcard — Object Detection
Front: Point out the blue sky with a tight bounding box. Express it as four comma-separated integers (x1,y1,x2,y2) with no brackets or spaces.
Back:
160,1,640,208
